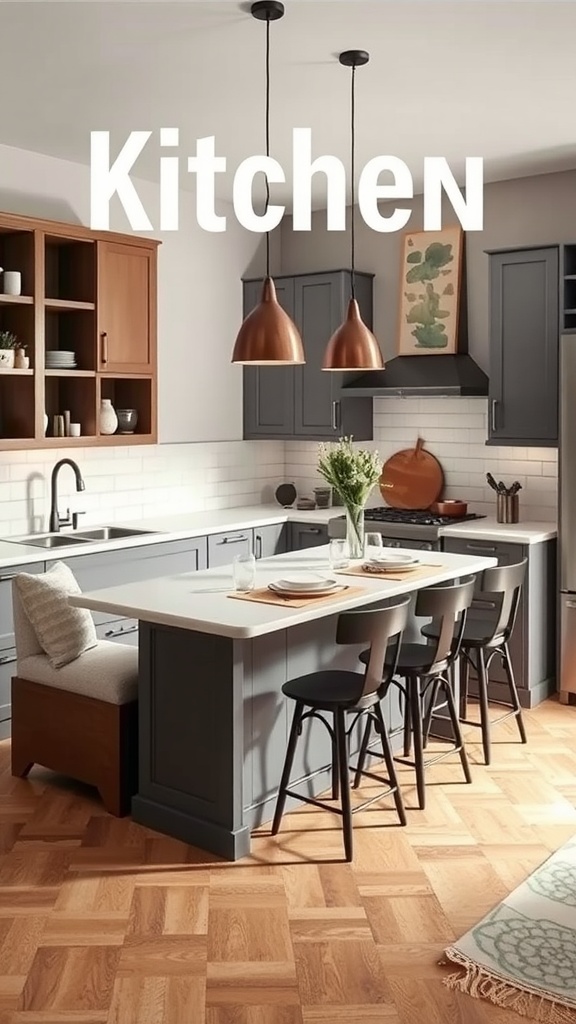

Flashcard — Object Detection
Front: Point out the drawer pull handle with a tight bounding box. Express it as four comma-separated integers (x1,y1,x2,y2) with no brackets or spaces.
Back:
0,654,16,665
255,534,262,559
217,536,247,545
302,528,321,534
565,601,576,610
101,331,108,365
105,625,137,639
466,544,497,553
0,574,16,582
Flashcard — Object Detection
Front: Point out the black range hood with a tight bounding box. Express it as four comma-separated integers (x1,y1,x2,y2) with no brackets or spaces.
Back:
342,353,489,398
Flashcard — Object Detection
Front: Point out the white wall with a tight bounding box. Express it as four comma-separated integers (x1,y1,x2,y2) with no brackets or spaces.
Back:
286,397,558,523
0,141,266,443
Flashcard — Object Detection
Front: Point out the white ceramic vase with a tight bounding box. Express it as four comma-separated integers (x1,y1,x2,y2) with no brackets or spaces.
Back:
0,349,15,369
99,398,118,435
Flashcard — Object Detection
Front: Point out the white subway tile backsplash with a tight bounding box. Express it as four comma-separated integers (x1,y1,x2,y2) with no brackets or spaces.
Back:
0,440,285,535
285,397,558,522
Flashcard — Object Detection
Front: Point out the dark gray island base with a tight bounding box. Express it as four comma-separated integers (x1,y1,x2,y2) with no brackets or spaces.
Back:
133,613,400,860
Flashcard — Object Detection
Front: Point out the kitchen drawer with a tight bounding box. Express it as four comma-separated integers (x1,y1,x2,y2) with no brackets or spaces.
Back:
61,538,207,626
290,523,329,550
96,618,139,647
0,561,45,647
208,529,254,568
442,537,523,564
0,646,16,723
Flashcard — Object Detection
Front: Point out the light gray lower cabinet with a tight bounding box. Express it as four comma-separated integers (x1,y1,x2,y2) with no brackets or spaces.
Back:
442,536,557,706
61,538,208,635
254,523,287,559
208,529,254,568
0,561,46,730
289,522,329,550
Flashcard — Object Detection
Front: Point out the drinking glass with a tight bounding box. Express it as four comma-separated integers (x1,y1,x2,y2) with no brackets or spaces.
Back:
365,532,383,557
329,538,350,570
233,553,256,592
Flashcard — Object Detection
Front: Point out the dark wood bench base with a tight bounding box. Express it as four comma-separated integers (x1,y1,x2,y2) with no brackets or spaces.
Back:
11,676,138,816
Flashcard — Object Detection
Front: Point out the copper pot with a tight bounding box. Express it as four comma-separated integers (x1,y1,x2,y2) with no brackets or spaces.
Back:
429,499,468,517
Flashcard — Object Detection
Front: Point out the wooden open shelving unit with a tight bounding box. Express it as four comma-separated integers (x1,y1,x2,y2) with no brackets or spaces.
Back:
0,211,159,449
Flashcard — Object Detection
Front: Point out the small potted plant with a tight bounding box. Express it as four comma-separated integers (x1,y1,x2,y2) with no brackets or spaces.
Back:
0,330,18,369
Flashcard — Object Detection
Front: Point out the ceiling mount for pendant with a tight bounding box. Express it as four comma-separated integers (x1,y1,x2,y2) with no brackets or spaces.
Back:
338,49,369,68
251,0,285,21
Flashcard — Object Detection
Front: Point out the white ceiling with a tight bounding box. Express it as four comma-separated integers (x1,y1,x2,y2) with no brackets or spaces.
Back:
1,0,576,208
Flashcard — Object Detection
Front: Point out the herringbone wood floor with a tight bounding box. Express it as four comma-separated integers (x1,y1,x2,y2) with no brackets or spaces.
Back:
0,699,575,1024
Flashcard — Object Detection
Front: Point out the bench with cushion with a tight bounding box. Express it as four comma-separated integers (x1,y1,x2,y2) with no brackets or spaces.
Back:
11,561,138,816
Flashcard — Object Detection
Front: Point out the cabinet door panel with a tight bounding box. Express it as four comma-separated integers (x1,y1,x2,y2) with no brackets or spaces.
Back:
290,523,329,550
254,523,287,560
294,275,342,436
243,279,295,437
98,241,155,372
489,248,558,445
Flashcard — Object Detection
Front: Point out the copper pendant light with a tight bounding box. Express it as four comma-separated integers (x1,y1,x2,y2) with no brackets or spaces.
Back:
323,50,384,372
232,1,304,366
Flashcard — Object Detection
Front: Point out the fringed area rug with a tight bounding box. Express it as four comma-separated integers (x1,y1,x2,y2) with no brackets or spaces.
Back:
444,835,576,1023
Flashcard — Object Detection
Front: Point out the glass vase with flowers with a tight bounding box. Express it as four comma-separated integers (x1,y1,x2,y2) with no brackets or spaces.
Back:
317,437,381,559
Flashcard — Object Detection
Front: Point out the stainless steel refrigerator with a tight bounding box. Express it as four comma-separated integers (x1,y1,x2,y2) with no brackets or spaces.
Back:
559,333,576,696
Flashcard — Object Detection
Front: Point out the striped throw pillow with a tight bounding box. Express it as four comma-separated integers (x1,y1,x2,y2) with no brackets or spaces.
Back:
15,561,98,669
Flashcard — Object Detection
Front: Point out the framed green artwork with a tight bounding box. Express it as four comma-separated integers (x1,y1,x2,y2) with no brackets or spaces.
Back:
397,225,463,355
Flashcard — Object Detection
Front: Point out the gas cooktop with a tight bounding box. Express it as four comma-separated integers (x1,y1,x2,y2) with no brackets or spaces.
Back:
330,507,486,545
363,507,485,527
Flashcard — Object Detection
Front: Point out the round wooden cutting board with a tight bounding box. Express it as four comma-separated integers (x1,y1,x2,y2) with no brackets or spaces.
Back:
379,437,444,509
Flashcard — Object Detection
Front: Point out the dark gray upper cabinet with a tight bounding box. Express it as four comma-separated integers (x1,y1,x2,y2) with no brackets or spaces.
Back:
242,270,374,441
242,279,295,438
488,246,559,447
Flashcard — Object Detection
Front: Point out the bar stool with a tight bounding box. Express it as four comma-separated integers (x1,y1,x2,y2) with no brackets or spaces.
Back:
356,577,476,810
422,560,527,765
271,597,410,862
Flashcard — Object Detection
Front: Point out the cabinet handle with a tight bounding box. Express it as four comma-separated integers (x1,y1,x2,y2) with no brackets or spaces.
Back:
0,654,16,665
0,574,16,582
217,535,247,545
105,625,138,639
466,543,497,553
331,400,341,431
301,527,321,534
255,534,262,559
101,332,108,365
491,399,498,433
566,600,576,610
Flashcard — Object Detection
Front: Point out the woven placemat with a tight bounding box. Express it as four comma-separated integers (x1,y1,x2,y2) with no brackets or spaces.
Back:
228,584,366,609
336,563,447,583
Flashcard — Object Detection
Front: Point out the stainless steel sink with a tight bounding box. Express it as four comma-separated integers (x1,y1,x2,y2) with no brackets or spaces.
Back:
20,534,92,548
11,526,158,548
75,527,157,541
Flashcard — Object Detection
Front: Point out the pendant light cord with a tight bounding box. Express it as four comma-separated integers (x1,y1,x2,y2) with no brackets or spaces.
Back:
265,12,271,278
350,62,356,300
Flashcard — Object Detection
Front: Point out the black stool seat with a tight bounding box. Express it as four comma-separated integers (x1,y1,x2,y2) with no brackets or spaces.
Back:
283,670,366,709
361,643,439,675
422,619,502,649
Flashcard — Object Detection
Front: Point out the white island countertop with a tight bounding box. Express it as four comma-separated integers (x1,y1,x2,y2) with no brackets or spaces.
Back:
71,546,497,640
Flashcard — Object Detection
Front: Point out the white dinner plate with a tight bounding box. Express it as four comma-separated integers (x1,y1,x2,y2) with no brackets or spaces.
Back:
366,553,420,567
269,581,345,599
276,572,338,591
362,561,421,574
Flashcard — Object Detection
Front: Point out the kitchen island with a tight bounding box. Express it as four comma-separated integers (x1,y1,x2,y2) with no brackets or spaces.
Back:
72,546,496,859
